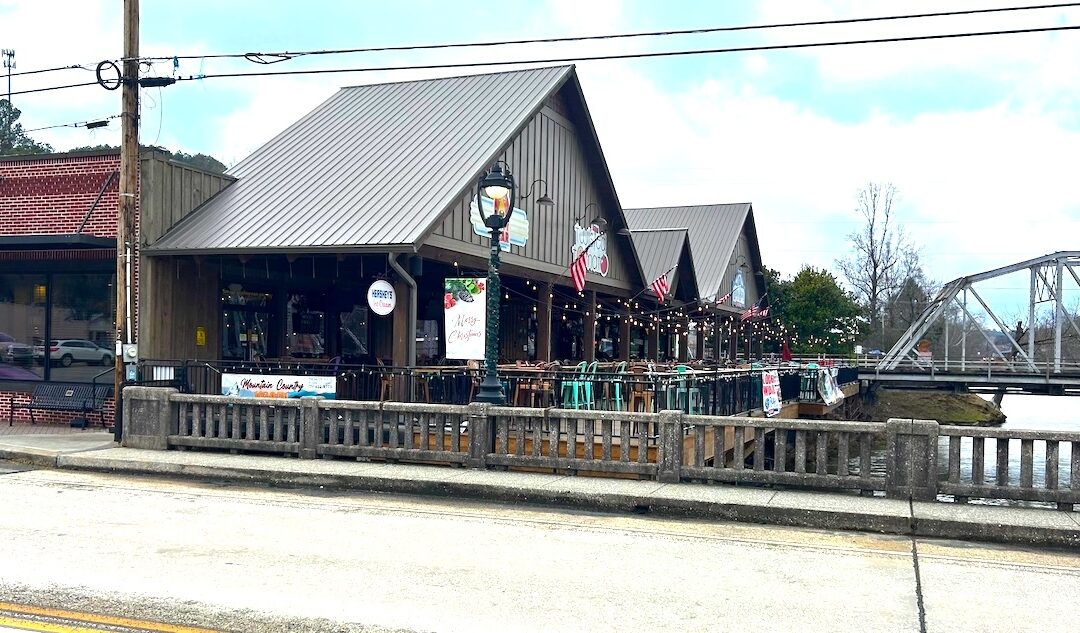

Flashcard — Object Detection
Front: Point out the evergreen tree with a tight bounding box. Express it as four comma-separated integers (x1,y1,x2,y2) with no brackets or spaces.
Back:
0,99,53,156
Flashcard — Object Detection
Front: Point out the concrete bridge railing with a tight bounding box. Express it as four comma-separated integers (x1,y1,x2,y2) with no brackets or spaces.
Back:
122,387,1079,510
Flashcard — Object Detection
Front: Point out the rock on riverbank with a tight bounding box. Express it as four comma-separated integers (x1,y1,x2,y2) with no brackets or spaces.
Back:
867,388,1006,426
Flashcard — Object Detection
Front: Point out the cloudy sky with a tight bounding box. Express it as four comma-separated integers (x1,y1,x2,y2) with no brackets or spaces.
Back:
4,0,1079,317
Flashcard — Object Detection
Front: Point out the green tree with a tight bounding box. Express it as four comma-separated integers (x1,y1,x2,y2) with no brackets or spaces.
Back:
769,266,863,354
0,99,54,156
68,144,228,174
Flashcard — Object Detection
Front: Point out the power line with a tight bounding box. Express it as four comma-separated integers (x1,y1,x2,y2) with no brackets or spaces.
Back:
10,22,1080,98
24,114,120,133
8,63,89,78
8,80,100,97
132,2,1080,64
168,23,1080,84
12,2,1080,80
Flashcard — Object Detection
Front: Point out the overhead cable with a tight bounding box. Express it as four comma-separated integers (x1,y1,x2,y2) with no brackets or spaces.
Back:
170,24,1080,84
24,114,121,132
137,2,1080,63
9,22,1080,97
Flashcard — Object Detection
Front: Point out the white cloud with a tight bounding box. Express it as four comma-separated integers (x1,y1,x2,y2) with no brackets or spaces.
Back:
574,50,1080,287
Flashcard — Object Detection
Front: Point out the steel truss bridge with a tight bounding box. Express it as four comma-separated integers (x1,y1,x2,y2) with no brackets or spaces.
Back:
864,251,1080,396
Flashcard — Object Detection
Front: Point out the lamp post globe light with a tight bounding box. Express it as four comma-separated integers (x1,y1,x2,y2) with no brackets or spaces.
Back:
474,162,516,404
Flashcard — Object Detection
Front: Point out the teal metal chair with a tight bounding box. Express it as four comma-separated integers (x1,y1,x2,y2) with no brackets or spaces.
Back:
582,360,599,409
560,361,588,409
605,361,628,410
666,364,703,414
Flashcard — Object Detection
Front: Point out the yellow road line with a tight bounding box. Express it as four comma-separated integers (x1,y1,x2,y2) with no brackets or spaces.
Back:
0,602,219,633
0,613,103,633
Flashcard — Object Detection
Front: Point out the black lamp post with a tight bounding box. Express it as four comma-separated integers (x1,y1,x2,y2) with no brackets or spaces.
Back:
473,162,516,404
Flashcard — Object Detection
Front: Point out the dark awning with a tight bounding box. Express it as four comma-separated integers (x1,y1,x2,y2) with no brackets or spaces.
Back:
0,234,116,250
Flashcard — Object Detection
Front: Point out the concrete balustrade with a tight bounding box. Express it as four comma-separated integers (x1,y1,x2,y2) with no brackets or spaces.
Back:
122,387,1080,509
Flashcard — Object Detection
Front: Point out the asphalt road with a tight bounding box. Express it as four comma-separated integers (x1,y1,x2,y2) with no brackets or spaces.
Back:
0,468,1078,632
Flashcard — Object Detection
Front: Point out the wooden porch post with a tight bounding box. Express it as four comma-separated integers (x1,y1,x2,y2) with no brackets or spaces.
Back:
536,282,553,361
391,277,412,399
584,290,597,361
694,320,705,360
619,307,631,360
677,317,689,362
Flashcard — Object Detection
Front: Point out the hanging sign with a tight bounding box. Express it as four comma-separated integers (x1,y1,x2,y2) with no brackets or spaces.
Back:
444,277,486,360
732,268,746,308
367,280,396,316
818,368,844,406
761,370,782,417
470,196,530,251
572,222,609,277
222,373,337,399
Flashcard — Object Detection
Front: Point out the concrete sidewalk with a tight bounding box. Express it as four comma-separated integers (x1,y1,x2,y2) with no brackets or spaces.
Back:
1,434,1077,548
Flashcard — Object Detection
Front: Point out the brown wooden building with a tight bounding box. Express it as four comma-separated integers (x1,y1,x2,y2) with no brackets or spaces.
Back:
142,66,653,367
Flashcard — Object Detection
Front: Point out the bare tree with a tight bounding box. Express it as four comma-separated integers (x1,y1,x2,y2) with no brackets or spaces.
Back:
836,182,912,322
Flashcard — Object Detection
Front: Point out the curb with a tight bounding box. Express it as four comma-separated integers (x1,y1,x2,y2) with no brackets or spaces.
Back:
0,448,58,468
52,453,1080,549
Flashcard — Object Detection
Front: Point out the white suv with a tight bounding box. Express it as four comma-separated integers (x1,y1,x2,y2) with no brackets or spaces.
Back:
34,339,114,367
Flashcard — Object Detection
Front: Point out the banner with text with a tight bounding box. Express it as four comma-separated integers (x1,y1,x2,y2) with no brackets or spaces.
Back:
221,373,337,399
761,370,782,417
818,368,844,406
444,277,487,360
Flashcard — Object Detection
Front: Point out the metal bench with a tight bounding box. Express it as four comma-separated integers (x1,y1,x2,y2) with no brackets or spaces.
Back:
9,383,113,428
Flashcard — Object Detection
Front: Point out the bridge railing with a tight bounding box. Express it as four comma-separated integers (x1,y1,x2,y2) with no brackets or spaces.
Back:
681,415,883,492
861,356,1080,376
122,387,1077,510
939,425,1080,508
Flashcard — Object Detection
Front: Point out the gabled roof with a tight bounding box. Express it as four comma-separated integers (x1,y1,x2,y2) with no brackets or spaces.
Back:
149,66,575,254
626,228,698,298
623,203,758,302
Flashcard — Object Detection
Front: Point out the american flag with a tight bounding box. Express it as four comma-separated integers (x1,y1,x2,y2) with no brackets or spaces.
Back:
715,292,731,306
740,297,769,321
570,249,588,292
650,273,670,302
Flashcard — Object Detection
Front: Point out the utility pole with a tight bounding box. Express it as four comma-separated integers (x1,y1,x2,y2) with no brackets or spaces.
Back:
115,0,139,437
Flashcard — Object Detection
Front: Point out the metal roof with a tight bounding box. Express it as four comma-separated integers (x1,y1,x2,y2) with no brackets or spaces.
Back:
623,203,755,301
626,228,694,294
148,66,574,254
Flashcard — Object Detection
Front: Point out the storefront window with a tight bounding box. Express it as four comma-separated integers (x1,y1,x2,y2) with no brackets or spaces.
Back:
340,306,368,362
0,273,115,383
222,284,273,361
286,294,325,359
0,274,46,381
416,319,439,365
50,274,115,382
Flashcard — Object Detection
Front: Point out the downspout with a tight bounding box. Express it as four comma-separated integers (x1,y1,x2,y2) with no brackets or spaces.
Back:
387,253,417,367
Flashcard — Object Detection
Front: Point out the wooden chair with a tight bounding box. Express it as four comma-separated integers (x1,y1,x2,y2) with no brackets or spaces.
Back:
376,357,394,401
628,365,654,413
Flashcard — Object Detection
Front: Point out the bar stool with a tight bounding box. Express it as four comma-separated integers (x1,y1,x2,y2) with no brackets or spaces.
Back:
628,365,654,412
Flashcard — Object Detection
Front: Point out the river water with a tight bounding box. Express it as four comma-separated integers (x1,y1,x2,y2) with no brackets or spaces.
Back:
931,395,1077,505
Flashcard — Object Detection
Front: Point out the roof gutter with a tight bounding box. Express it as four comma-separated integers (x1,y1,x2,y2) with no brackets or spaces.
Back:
387,252,417,367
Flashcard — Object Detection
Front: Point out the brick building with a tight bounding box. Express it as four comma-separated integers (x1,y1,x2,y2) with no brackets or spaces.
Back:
0,148,231,425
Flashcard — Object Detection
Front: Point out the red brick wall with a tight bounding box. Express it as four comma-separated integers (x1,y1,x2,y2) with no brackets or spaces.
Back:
0,152,135,428
0,153,122,238
4,392,116,427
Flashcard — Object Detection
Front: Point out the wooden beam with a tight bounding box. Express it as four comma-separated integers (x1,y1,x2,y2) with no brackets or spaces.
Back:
536,282,552,361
